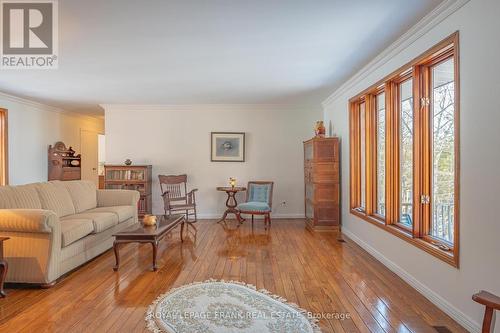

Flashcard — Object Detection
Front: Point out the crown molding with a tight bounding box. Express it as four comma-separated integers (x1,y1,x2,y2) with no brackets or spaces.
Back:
100,103,319,112
322,0,470,108
0,91,63,113
0,91,102,122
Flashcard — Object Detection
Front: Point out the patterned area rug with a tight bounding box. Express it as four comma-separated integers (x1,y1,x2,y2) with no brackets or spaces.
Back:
146,280,321,333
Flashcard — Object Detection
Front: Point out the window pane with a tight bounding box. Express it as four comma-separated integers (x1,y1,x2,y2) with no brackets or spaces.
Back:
376,93,386,216
431,58,455,243
399,79,413,227
360,102,366,209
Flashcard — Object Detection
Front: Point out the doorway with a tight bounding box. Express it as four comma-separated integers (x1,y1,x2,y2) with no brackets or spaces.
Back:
80,129,101,186
98,134,106,188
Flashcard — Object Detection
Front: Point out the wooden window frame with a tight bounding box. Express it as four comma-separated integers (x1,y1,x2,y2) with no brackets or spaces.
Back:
348,32,460,267
349,98,365,212
389,73,415,234
0,109,7,186
373,89,386,221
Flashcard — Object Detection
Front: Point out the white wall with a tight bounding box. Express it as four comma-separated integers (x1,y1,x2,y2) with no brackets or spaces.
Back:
104,105,321,218
0,93,104,185
323,0,500,331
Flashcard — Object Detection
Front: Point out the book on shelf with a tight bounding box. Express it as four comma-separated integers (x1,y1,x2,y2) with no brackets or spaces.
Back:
106,169,145,181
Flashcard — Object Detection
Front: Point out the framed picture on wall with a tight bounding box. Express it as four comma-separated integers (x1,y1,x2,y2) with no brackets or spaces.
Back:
211,132,245,162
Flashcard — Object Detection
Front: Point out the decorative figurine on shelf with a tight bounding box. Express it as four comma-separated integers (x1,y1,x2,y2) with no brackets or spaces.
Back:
315,121,326,138
54,141,66,151
124,159,132,166
229,177,236,188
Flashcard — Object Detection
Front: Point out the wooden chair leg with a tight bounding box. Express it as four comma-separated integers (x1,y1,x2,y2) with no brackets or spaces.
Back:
473,291,500,333
187,212,197,231
267,213,271,226
251,215,254,225
481,307,494,333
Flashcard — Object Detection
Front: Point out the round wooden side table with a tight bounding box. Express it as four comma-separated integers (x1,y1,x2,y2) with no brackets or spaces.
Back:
216,186,246,224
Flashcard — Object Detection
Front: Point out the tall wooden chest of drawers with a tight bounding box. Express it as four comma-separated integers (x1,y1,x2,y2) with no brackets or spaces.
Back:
304,137,340,231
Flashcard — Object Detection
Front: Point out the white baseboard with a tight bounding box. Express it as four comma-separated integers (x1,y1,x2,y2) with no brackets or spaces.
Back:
342,228,480,333
196,213,304,219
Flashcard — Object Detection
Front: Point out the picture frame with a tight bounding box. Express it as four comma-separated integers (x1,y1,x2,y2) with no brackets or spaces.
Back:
211,132,245,162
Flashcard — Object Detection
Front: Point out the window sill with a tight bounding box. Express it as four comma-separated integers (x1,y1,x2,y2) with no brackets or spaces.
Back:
350,209,458,268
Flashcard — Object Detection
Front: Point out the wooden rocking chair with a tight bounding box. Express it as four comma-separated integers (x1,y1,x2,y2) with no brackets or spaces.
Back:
159,174,198,225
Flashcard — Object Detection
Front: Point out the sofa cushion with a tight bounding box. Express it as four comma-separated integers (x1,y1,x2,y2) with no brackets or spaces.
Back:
62,212,118,233
61,181,97,213
36,181,76,217
60,219,94,247
237,201,271,212
86,206,134,223
0,184,42,209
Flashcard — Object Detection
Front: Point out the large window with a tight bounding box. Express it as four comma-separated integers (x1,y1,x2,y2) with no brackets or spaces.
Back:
431,58,455,243
376,92,385,216
359,102,366,209
349,33,459,267
398,78,414,229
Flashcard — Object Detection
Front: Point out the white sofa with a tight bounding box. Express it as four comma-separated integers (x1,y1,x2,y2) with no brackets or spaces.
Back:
0,180,139,286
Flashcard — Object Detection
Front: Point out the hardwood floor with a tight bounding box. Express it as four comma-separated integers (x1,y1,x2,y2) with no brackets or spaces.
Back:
0,219,466,332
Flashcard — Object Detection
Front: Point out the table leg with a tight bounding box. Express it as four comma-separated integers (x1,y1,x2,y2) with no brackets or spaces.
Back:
180,220,185,242
0,259,7,297
226,191,236,208
236,211,244,224
152,240,159,271
218,190,243,224
217,210,230,224
113,241,120,271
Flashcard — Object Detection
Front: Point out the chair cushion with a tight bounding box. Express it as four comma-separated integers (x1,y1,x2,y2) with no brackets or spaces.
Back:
248,184,272,203
0,184,42,209
36,181,76,217
62,212,118,233
86,206,134,223
60,219,94,247
237,201,271,212
61,181,97,213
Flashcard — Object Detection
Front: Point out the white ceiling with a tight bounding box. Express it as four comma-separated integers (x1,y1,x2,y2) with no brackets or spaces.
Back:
0,0,443,116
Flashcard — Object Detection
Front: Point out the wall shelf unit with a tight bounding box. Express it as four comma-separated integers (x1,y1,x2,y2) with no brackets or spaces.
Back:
104,165,152,216
48,142,81,181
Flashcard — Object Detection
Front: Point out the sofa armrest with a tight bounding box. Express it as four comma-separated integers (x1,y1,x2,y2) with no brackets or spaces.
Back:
0,209,61,285
0,209,59,233
97,189,140,207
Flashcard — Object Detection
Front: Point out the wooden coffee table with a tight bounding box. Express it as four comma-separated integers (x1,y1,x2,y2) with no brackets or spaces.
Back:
112,214,184,271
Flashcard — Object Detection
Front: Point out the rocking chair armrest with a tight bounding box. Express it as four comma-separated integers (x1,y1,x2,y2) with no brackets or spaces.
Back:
187,189,198,204
473,291,500,310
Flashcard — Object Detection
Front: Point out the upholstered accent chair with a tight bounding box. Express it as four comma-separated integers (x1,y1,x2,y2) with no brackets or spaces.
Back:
237,181,274,228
